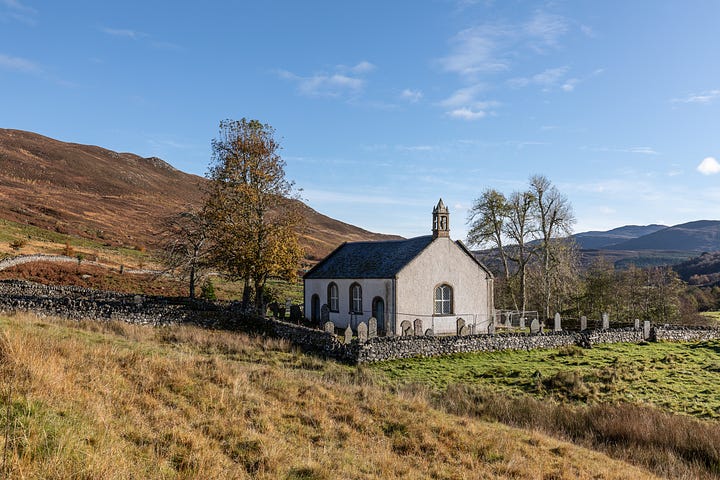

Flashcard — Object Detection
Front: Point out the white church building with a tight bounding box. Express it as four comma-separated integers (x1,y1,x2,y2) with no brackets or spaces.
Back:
303,199,495,335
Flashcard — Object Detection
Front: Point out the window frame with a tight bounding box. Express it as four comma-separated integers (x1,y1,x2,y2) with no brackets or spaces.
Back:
349,282,363,314
434,283,453,315
327,282,339,312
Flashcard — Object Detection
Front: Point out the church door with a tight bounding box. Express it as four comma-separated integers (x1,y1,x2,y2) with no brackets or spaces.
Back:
372,297,385,334
311,294,320,322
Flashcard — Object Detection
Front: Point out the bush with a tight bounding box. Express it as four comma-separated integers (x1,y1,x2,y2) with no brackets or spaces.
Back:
200,280,216,300
9,239,26,251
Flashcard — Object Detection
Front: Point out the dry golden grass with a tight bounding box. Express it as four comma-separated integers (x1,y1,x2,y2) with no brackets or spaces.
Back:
0,313,659,479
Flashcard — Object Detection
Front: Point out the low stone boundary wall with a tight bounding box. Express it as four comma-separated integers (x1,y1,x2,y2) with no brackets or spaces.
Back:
2,280,720,365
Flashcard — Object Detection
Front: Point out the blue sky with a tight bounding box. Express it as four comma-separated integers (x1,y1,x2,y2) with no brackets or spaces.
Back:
2,1,720,240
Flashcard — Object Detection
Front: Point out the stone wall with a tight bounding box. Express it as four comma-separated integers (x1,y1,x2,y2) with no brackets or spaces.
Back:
355,328,652,363
3,279,720,365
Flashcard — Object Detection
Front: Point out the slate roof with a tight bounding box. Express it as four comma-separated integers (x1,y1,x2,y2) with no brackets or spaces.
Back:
304,235,435,279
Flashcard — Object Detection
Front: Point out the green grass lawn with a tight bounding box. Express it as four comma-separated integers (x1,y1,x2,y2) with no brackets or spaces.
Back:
701,311,720,324
371,340,720,419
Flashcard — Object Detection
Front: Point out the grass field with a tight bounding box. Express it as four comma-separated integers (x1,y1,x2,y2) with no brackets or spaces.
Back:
372,341,720,419
701,311,720,324
0,312,664,480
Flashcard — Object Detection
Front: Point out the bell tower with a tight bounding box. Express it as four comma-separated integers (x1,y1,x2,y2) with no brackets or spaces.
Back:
432,198,450,238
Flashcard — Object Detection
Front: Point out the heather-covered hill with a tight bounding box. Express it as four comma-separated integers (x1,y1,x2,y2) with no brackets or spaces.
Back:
0,129,397,260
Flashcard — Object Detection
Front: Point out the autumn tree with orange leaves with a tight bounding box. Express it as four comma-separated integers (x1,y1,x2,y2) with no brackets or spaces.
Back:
204,118,303,314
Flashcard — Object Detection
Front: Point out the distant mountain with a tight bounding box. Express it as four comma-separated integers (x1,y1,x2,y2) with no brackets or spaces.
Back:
606,220,720,252
0,129,398,260
573,224,667,249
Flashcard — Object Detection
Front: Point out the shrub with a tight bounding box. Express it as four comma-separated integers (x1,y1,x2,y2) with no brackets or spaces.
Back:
9,239,26,251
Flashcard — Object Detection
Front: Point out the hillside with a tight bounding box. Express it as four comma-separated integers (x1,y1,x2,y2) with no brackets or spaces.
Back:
0,129,397,260
673,251,720,285
606,220,720,252
0,312,660,479
573,224,667,249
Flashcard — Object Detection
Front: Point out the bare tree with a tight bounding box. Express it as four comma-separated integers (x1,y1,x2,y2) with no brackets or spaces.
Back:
529,175,576,319
159,209,210,299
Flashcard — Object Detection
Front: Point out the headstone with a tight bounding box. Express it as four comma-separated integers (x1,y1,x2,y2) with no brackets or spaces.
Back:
344,325,352,344
460,325,470,336
133,295,143,306
580,316,587,331
320,304,330,322
285,299,292,311
554,312,561,332
634,318,640,330
414,318,423,336
368,317,378,339
357,322,368,342
530,318,540,334
470,324,476,335
424,328,434,336
488,322,496,334
504,312,512,326
269,302,279,318
456,317,465,335
278,306,286,319
519,317,526,329
400,320,412,336
643,320,651,340
324,321,335,334
602,312,609,330
290,305,302,323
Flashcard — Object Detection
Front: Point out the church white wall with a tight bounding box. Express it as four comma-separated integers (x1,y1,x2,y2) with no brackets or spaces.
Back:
304,278,394,331
395,237,493,335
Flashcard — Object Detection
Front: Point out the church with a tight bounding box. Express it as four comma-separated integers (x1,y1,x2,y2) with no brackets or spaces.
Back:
303,199,495,335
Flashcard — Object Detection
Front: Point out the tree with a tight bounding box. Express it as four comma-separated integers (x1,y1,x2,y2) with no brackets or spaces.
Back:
159,209,210,299
504,190,536,314
529,174,576,319
204,118,304,314
467,189,516,308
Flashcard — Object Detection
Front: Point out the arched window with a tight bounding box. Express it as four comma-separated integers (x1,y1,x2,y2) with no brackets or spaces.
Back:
434,284,453,315
327,282,339,312
349,283,362,314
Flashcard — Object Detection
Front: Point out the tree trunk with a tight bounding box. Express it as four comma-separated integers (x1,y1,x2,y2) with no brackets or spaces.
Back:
241,276,252,311
189,265,196,299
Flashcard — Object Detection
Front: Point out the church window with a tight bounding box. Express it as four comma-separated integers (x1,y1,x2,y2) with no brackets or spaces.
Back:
328,282,339,312
434,284,453,315
350,283,362,314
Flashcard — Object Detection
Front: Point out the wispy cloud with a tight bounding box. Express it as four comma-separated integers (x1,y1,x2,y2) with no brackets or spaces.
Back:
583,145,660,155
0,0,37,25
508,66,569,89
400,88,423,103
673,89,720,104
278,61,374,98
438,84,498,120
0,53,41,73
101,27,147,39
439,12,569,79
698,157,720,175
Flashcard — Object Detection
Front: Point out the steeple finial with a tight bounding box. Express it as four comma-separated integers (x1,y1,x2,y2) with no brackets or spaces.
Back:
432,198,450,238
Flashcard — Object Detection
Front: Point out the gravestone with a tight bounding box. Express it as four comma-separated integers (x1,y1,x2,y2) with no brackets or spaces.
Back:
530,318,540,334
269,302,279,318
504,312,512,326
554,312,562,332
456,318,465,335
320,304,330,322
289,305,302,323
459,325,470,336
344,325,352,344
368,317,378,339
488,322,496,334
133,295,143,306
634,318,640,330
324,321,335,334
470,324,476,335
602,312,609,330
278,306,286,319
357,322,368,342
580,316,587,331
519,317,525,329
400,320,412,336
414,318,423,336
643,320,651,340
424,328,434,336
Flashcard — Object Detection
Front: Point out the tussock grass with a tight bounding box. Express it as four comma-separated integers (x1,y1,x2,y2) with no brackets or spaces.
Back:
0,312,657,479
